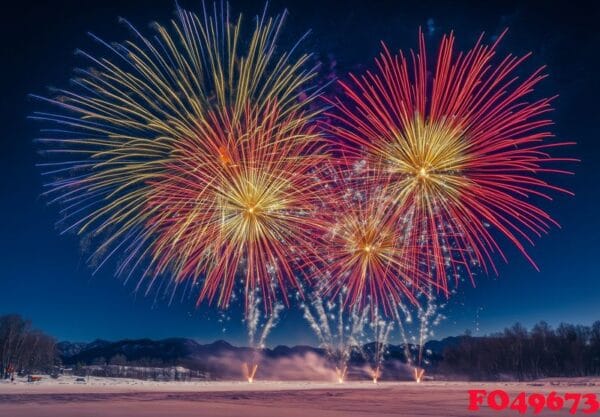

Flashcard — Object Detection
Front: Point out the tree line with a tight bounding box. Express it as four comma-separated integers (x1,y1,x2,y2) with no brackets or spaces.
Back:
4,313,600,381
0,314,56,378
440,321,600,380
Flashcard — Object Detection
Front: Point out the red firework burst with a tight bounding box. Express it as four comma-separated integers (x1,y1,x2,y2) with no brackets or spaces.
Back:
325,30,575,292
144,101,329,308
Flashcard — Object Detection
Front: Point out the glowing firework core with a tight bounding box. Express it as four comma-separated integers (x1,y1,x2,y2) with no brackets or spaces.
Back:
219,170,287,243
348,220,392,260
388,117,466,196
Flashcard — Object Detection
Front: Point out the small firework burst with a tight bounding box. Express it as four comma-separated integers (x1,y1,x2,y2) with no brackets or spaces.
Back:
316,163,429,313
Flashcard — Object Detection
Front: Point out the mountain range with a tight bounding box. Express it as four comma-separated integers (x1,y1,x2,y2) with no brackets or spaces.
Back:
57,336,465,371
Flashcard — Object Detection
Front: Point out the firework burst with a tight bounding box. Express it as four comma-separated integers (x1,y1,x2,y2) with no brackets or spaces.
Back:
33,4,326,308
146,102,328,308
326,30,575,292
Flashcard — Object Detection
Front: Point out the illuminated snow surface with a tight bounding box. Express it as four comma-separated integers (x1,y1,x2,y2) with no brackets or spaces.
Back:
1,376,598,416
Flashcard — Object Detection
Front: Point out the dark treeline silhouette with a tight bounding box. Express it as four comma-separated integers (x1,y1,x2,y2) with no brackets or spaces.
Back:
0,314,56,378
4,314,600,382
440,321,600,381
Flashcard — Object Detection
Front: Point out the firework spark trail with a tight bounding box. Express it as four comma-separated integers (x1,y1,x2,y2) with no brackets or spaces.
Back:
246,289,284,350
392,297,414,368
33,3,327,308
393,285,445,382
243,289,283,382
301,292,369,382
326,30,576,293
361,307,394,383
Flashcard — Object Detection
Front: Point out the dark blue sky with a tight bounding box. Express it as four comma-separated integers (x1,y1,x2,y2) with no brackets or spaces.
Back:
0,0,598,347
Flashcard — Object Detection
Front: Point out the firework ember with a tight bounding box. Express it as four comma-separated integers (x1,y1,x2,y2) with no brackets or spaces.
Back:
326,30,575,292
33,3,327,308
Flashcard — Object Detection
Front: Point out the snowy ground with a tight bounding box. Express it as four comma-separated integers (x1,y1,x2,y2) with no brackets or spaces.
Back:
0,376,598,416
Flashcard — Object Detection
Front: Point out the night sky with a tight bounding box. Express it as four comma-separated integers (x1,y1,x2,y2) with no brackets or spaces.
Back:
1,0,598,347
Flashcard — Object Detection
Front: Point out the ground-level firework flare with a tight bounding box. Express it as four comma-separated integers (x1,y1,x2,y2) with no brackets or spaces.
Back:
414,367,425,384
301,292,369,383
242,363,258,384
326,30,576,293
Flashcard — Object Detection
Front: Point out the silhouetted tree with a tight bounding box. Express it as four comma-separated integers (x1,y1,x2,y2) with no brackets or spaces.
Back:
0,314,56,376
